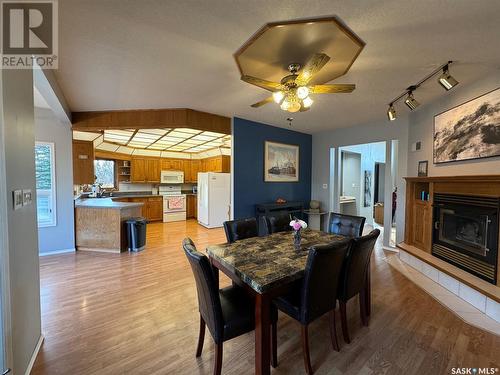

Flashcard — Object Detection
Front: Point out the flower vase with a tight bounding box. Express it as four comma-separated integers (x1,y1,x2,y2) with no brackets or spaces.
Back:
293,229,302,249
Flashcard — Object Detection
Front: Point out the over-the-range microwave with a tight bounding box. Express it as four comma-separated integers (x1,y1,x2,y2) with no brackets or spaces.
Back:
160,170,184,184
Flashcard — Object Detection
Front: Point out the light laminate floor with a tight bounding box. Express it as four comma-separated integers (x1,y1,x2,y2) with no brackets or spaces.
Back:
32,220,500,374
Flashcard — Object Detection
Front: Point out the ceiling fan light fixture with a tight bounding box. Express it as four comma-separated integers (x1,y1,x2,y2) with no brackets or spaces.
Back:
273,91,285,103
287,101,301,113
404,92,420,110
302,96,314,108
438,66,459,91
297,86,309,100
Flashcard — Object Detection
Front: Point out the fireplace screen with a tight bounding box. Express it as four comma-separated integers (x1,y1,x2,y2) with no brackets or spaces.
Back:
439,209,489,257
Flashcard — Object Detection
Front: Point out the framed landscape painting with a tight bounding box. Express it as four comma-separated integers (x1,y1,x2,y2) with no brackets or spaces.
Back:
264,141,299,182
434,87,500,164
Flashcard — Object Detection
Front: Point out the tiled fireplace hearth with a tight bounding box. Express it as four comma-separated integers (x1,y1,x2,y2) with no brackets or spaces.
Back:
399,175,500,326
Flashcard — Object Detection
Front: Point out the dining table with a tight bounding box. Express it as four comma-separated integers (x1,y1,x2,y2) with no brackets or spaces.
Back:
206,229,347,375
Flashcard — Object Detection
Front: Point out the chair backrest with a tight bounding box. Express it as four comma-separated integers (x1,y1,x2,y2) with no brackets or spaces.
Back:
223,217,258,243
299,238,352,324
338,229,380,302
182,238,224,344
329,212,366,237
264,212,292,234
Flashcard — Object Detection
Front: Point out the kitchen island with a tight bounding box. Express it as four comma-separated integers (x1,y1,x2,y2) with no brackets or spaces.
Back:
75,198,144,253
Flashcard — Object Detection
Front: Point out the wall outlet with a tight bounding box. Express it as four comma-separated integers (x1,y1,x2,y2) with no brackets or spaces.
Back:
322,184,328,189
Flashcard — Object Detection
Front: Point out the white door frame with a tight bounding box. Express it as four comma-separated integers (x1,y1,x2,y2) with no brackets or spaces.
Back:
0,73,13,373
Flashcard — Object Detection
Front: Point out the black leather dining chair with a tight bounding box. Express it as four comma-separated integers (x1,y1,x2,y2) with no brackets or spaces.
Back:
328,212,366,237
223,217,258,243
264,212,292,234
182,238,256,375
272,239,352,375
337,229,380,344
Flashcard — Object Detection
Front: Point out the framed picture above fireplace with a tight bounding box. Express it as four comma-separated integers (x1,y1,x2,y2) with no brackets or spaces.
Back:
433,87,500,164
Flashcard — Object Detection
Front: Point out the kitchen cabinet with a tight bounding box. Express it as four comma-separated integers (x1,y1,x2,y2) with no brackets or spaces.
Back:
131,158,160,183
200,156,230,173
189,160,201,182
187,195,197,219
148,197,163,222
146,159,160,182
131,158,146,182
161,159,184,171
73,140,95,184
122,196,163,222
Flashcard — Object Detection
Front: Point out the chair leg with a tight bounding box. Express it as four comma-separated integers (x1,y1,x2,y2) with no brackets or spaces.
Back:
339,301,351,344
360,290,368,326
301,325,314,375
271,321,278,368
196,314,205,357
365,267,371,317
213,343,223,375
329,310,340,352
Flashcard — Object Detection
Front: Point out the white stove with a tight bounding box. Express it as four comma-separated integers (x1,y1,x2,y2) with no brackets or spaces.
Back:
159,185,186,222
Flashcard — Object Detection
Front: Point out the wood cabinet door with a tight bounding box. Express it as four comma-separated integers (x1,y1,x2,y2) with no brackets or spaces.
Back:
412,202,431,250
73,140,95,184
129,198,147,217
191,160,200,182
148,198,163,221
146,159,160,182
131,158,146,182
183,160,191,182
193,195,197,219
172,159,183,171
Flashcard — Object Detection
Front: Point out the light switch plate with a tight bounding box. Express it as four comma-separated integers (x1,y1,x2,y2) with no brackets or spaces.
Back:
22,189,32,206
322,184,328,189
13,190,23,210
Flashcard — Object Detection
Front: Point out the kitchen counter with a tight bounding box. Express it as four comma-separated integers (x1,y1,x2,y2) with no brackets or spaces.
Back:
75,198,143,253
75,197,144,209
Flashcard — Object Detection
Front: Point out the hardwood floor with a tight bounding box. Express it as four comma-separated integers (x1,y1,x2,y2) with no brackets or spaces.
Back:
32,220,500,375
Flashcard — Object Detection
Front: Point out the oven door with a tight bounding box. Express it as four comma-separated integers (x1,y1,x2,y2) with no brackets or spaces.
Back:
163,195,186,213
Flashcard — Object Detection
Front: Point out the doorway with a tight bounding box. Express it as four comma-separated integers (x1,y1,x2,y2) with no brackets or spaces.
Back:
340,151,361,216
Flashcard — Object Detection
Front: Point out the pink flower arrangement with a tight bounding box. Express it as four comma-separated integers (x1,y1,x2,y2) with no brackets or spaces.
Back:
290,219,307,231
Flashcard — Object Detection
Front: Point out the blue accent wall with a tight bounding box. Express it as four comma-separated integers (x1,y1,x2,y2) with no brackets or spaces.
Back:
233,117,312,218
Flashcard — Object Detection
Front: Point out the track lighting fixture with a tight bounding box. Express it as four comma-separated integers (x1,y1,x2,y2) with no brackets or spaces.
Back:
387,104,396,121
438,65,459,91
404,91,420,110
387,61,458,121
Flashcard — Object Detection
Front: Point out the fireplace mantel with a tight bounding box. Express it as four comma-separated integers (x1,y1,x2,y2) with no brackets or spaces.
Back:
399,174,500,298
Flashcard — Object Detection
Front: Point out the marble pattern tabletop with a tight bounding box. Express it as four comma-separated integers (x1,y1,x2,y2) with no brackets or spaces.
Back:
206,229,346,294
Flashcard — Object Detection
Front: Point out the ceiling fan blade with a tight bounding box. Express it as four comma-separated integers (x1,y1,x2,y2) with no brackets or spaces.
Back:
296,53,331,86
310,84,356,94
250,96,274,108
241,75,282,92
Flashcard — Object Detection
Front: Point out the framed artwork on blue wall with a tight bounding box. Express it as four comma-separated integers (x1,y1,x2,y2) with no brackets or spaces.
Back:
264,141,299,182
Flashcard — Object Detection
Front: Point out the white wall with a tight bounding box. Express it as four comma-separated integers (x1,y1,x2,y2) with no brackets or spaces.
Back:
407,73,500,177
1,69,42,374
35,107,75,254
311,116,409,246
340,142,386,226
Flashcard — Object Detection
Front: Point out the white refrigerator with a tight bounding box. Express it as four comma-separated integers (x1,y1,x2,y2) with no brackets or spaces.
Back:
197,172,231,228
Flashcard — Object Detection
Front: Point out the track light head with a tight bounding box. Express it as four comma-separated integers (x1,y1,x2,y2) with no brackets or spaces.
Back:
438,65,459,91
387,104,396,121
404,91,420,110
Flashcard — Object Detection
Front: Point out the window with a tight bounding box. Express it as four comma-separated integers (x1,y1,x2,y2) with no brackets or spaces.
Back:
35,142,56,227
94,159,116,188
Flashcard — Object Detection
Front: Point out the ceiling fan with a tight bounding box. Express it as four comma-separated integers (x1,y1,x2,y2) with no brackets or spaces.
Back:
241,53,355,113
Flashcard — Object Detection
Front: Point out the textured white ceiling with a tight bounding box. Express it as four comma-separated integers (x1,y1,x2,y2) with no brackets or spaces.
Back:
56,0,500,134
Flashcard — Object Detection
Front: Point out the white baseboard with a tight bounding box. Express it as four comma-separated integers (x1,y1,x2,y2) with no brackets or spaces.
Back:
39,248,75,256
25,334,44,375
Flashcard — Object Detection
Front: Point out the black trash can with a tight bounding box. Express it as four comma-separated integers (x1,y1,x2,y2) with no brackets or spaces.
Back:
125,217,147,252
